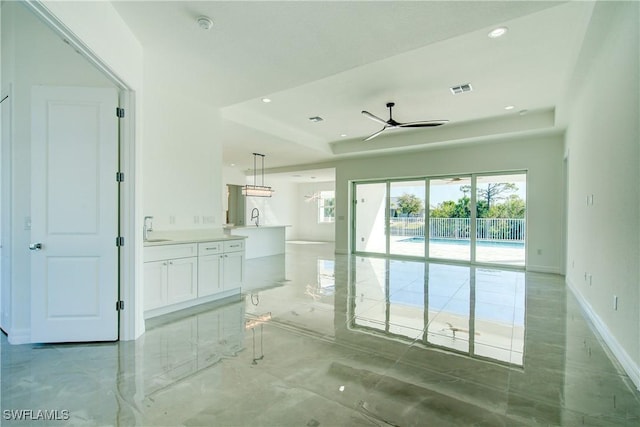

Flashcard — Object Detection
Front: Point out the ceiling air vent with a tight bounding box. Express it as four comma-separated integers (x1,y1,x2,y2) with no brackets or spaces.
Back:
308,116,324,122
450,83,473,95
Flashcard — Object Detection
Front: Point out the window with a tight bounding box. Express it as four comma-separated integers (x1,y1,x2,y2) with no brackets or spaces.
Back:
318,191,335,223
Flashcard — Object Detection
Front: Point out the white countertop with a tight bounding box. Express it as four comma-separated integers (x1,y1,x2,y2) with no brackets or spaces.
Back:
226,224,291,230
143,230,247,247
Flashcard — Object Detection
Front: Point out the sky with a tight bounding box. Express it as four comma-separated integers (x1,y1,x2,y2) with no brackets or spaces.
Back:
389,175,527,207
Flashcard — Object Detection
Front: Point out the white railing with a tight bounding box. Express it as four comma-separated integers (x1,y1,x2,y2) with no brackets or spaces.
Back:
390,217,525,242
430,217,471,240
390,217,426,236
475,218,525,242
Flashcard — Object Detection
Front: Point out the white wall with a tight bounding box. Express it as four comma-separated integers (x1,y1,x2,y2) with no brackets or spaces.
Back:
41,1,143,89
294,181,336,242
142,50,222,231
564,1,639,388
333,134,565,274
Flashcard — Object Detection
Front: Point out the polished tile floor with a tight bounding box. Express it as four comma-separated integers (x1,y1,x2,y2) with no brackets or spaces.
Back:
2,242,639,426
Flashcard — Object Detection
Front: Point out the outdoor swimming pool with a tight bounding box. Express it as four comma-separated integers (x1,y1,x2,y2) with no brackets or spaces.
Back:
399,236,525,248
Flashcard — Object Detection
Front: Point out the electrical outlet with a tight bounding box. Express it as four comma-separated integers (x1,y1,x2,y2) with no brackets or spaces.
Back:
588,274,593,286
613,295,618,311
194,216,200,224
169,215,176,225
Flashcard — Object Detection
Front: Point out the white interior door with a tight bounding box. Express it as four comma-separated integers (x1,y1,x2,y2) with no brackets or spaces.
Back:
31,86,119,343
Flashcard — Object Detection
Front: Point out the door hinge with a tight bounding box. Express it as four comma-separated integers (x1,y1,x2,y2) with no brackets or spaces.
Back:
116,107,125,118
116,172,125,182
116,300,124,311
116,236,125,247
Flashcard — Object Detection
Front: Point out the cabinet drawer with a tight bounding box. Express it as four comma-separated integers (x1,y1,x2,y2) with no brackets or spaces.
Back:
198,241,223,255
144,243,197,262
223,239,244,253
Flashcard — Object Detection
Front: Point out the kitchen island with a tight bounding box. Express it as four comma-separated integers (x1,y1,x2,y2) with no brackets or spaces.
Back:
224,225,289,259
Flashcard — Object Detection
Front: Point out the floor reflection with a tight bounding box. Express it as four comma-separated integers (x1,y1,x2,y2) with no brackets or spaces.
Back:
350,257,525,366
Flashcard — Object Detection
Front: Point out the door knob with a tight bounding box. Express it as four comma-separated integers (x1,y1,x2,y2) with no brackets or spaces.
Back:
29,243,43,251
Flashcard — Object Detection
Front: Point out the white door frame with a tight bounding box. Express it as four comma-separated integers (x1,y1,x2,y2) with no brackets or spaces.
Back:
23,1,142,341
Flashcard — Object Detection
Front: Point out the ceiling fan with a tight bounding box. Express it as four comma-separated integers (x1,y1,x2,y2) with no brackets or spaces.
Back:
361,102,448,141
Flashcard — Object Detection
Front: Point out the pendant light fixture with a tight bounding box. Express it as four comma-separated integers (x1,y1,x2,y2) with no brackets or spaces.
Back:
242,153,274,197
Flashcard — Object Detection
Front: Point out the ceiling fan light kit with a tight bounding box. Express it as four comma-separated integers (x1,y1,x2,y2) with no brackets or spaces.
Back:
361,102,448,141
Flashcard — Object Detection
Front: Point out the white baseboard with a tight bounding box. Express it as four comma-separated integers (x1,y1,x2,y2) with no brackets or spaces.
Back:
527,264,562,274
567,278,640,391
7,328,31,345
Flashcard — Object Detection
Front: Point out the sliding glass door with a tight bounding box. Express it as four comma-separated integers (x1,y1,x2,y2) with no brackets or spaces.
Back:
429,177,472,262
475,174,526,266
390,180,426,257
354,182,387,254
352,171,527,267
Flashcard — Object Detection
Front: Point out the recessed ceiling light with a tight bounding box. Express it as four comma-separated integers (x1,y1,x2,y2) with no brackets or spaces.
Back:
504,105,515,110
230,163,236,167
340,134,347,137
519,109,529,116
488,27,508,38
309,116,324,122
261,98,271,103
196,16,214,31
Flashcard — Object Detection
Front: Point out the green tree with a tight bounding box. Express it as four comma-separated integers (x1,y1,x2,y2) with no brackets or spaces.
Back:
396,193,423,216
431,197,474,218
453,195,471,218
488,194,525,218
476,199,489,218
460,183,518,209
430,200,456,218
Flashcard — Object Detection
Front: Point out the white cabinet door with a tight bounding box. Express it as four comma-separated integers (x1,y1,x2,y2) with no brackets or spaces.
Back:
167,257,198,304
198,254,223,297
144,261,167,311
222,251,244,290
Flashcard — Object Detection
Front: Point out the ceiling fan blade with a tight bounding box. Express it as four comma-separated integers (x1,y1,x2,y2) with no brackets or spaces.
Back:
362,110,389,126
398,120,449,128
363,127,387,141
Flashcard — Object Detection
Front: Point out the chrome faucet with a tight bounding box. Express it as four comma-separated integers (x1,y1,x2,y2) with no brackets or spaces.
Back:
143,216,153,241
250,208,260,227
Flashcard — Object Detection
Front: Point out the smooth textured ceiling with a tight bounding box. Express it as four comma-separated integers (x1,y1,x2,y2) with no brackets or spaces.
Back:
113,1,593,171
